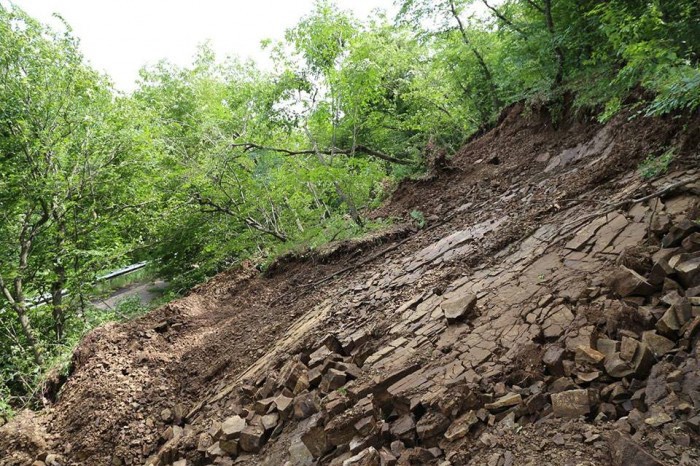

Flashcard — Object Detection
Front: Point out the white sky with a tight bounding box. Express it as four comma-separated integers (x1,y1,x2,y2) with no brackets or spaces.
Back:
9,0,397,92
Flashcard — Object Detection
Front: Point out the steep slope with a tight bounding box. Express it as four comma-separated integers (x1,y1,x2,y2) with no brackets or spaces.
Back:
1,106,699,466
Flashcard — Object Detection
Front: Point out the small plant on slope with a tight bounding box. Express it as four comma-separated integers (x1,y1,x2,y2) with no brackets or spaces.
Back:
639,149,675,180
410,210,426,229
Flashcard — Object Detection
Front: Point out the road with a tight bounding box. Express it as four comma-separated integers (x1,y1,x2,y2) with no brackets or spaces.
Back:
92,279,168,310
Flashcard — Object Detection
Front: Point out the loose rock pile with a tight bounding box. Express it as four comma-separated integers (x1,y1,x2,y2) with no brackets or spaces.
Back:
143,179,698,465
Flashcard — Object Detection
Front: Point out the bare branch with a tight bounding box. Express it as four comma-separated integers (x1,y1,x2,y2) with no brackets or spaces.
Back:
229,142,415,166
193,194,288,242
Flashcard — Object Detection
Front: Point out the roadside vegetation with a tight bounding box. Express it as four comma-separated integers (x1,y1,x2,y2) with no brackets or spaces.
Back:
1,0,698,415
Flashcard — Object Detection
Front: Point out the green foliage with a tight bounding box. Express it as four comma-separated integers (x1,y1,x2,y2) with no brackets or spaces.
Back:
0,4,160,408
639,149,675,180
574,0,699,117
645,65,700,116
0,387,13,421
410,210,426,229
597,98,622,124
112,296,152,319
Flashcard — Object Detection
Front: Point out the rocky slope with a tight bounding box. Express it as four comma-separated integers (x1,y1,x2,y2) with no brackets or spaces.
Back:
1,105,699,466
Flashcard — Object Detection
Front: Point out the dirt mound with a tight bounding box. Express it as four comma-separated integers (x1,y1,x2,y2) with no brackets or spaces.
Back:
1,106,699,466
372,104,696,222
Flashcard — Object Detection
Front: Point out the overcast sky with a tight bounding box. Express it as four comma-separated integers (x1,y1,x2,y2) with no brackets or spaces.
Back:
9,0,397,92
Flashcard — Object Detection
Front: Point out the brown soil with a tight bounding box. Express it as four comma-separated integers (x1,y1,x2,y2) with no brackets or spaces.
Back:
1,105,699,466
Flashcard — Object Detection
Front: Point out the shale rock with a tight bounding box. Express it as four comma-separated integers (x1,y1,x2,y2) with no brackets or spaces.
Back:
551,389,591,418
441,293,477,323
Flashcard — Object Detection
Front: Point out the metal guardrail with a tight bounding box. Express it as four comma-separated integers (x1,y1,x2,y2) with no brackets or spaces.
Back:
24,261,149,309
96,261,148,281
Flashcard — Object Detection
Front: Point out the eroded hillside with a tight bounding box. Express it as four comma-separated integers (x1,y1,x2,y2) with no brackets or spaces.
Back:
2,106,699,466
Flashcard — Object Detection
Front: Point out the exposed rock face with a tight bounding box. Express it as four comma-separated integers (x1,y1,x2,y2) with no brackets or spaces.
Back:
145,192,695,466
2,113,698,466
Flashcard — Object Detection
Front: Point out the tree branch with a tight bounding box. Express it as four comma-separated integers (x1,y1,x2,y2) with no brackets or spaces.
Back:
481,0,528,37
524,0,544,13
193,194,288,242
229,142,414,166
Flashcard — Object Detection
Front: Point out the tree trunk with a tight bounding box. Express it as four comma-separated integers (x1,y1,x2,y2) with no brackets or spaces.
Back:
0,275,43,366
307,182,332,219
543,0,565,86
51,263,66,342
3,208,51,366
333,181,363,227
17,304,43,366
449,0,501,112
50,214,67,341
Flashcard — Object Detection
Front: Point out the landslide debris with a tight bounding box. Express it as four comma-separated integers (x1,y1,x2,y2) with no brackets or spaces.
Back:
1,106,699,466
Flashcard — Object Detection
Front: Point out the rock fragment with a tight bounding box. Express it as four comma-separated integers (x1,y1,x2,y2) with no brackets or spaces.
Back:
220,438,239,456
443,410,478,441
676,256,700,288
342,446,381,466
239,424,265,453
326,416,360,447
320,368,347,392
551,389,591,418
441,293,477,323
575,345,605,365
219,415,246,440
656,298,692,335
542,346,566,375
390,414,416,445
641,331,675,358
197,432,214,452
661,219,698,248
484,393,521,412
301,415,331,458
596,339,620,357
608,266,656,297
644,411,672,427
294,392,319,420
206,441,225,458
607,431,665,465
415,412,449,443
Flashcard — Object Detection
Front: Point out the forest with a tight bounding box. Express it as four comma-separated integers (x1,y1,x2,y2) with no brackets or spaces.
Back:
0,0,698,417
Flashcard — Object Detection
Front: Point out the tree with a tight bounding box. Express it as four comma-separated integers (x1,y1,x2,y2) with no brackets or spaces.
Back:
0,6,157,361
